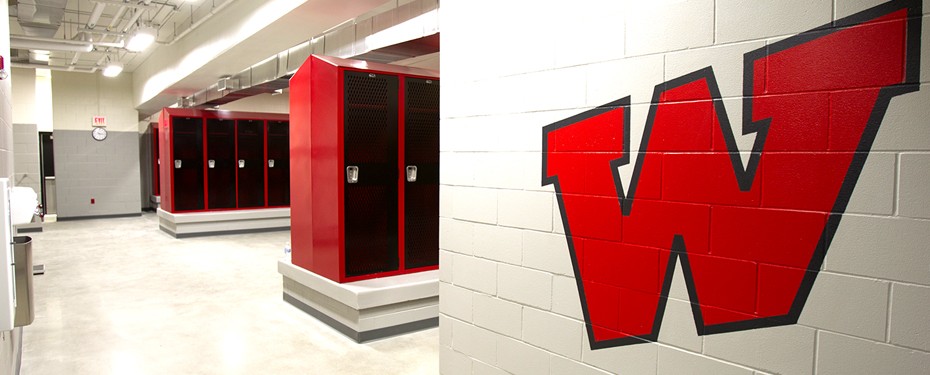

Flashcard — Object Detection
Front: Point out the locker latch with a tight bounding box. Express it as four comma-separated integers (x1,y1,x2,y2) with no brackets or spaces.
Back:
238,160,245,168
208,160,215,169
174,160,182,169
346,166,359,184
268,159,275,168
406,165,417,182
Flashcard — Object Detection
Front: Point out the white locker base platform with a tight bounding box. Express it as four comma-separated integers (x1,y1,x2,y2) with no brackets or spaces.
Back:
157,207,290,238
277,259,439,343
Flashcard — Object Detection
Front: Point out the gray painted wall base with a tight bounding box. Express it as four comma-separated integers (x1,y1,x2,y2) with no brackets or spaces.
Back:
14,222,42,234
278,260,439,343
53,130,142,219
283,293,438,342
57,213,141,221
157,207,290,238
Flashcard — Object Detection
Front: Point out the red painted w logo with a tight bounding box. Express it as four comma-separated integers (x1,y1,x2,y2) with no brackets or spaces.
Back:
542,1,921,348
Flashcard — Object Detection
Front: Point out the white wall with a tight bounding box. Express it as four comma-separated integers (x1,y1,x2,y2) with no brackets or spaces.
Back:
11,68,47,197
216,92,290,113
10,68,35,125
439,1,930,374
35,70,52,132
51,71,137,132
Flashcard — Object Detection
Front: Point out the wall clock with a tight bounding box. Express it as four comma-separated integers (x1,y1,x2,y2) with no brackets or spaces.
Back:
92,127,108,141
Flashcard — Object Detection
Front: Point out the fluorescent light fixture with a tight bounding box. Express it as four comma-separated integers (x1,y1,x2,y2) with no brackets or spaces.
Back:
102,61,124,77
31,50,50,62
126,25,156,52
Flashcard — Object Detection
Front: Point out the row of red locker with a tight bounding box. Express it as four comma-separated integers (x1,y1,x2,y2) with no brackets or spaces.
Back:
156,55,440,283
158,109,290,213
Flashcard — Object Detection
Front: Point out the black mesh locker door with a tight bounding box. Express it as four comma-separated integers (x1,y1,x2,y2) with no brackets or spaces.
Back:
172,117,204,211
207,118,236,209
403,78,440,269
237,120,266,208
343,71,399,278
266,120,290,206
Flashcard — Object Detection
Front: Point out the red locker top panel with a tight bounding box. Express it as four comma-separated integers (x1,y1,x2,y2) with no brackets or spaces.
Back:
308,54,439,79
160,108,290,122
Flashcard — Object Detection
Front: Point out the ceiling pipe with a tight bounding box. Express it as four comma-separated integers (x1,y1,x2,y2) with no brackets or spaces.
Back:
12,62,98,73
167,0,236,46
70,52,82,66
11,36,93,53
78,29,127,37
121,8,146,33
107,6,129,31
10,35,125,52
87,3,107,29
92,0,152,10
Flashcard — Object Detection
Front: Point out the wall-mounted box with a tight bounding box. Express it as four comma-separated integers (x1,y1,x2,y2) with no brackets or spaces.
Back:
289,55,439,283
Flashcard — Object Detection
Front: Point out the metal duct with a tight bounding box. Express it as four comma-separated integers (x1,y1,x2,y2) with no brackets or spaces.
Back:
187,0,440,108
15,0,70,38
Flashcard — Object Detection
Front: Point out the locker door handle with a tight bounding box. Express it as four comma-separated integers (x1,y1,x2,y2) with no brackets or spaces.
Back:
174,160,182,169
406,165,417,182
268,159,275,168
208,160,215,169
346,166,359,184
238,160,245,168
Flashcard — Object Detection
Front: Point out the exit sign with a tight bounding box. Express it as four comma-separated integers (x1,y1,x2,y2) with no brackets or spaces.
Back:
92,116,107,127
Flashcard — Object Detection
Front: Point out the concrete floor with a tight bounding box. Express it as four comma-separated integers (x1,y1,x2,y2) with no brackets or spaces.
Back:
19,213,438,374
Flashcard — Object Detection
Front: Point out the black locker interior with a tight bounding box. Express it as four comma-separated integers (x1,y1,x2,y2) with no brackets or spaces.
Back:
343,71,400,277
237,119,265,208
404,77,440,269
207,118,236,209
172,117,205,211
267,120,290,206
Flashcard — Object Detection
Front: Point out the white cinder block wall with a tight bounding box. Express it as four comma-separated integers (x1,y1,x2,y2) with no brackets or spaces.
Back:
439,1,930,374
0,1,24,373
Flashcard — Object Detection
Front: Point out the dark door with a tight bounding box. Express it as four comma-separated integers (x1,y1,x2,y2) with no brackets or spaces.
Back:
236,119,265,208
343,71,399,278
152,126,160,196
266,120,289,206
38,132,55,215
207,118,236,209
403,77,440,269
172,117,205,211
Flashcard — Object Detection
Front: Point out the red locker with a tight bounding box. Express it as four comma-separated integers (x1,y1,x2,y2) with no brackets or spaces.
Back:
158,108,289,213
289,55,440,283
267,120,291,207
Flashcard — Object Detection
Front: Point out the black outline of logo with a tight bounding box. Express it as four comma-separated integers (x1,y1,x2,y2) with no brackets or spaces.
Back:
541,0,921,349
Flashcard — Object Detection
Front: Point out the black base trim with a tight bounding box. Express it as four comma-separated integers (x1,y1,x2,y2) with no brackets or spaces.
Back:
15,227,42,233
160,225,290,239
283,292,438,343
